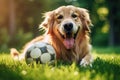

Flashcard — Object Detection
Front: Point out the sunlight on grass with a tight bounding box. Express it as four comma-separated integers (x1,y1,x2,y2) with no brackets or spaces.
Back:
0,48,120,80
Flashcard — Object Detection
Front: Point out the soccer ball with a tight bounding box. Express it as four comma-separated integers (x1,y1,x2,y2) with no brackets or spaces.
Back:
25,42,56,64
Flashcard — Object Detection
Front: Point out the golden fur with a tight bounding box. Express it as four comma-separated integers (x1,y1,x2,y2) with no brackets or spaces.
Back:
11,5,93,66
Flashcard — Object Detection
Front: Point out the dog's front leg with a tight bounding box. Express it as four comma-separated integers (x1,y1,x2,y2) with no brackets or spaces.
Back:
80,53,93,67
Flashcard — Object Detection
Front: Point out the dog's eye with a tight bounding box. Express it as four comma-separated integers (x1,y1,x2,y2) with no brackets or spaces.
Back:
57,15,63,19
72,14,77,18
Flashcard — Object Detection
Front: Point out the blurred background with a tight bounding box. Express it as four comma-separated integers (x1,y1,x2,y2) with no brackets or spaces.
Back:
0,0,120,52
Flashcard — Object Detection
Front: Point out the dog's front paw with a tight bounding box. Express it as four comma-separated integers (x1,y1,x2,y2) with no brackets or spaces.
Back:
80,58,93,67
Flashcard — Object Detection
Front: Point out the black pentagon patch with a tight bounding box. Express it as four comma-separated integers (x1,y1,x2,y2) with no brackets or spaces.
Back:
40,46,48,53
35,57,40,64
26,51,31,58
50,54,55,60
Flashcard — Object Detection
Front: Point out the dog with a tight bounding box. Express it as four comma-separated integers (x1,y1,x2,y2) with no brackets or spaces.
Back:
11,5,93,67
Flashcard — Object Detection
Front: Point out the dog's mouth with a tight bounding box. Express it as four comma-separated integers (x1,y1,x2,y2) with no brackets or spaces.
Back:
58,28,79,49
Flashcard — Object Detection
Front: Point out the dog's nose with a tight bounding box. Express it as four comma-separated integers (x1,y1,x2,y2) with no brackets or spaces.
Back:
63,23,73,32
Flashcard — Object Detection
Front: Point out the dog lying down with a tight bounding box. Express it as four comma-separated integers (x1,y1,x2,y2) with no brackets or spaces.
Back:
11,5,93,67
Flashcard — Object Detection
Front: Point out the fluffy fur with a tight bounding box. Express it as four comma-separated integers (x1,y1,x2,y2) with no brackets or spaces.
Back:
11,5,93,66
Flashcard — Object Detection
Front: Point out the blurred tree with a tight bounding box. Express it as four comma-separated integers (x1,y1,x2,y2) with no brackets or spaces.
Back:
106,0,120,46
9,0,16,40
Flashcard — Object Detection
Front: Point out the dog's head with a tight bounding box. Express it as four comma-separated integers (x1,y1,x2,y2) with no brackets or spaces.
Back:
40,5,92,49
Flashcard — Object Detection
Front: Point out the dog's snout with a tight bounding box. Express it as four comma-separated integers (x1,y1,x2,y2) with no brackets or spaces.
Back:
63,23,73,32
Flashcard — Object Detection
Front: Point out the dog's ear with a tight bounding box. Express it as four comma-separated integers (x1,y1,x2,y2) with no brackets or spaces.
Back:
77,8,93,32
40,11,54,34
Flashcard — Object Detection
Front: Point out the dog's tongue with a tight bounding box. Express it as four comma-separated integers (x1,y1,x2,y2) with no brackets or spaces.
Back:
63,38,74,49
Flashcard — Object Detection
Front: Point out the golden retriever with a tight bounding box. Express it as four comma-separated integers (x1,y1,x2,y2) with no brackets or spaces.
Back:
11,5,93,66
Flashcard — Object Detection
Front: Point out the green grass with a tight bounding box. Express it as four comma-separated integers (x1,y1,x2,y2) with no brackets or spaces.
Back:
0,47,120,80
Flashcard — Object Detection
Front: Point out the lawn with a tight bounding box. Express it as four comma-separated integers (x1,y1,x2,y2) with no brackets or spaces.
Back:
0,47,120,80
